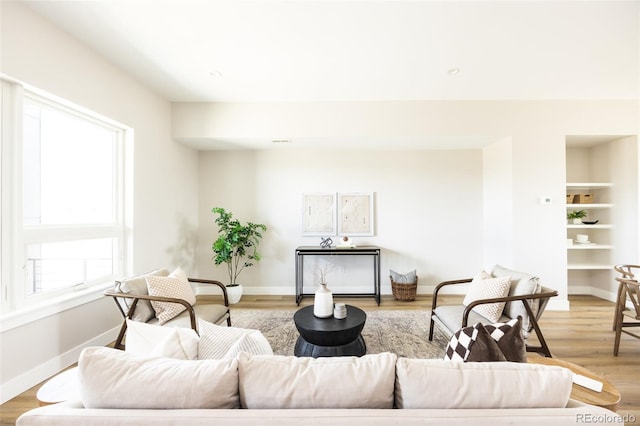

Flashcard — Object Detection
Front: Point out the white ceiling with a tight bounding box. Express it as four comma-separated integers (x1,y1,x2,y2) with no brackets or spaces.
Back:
22,0,640,104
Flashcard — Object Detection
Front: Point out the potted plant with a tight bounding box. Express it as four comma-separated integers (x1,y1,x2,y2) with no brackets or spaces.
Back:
211,207,267,304
567,209,587,224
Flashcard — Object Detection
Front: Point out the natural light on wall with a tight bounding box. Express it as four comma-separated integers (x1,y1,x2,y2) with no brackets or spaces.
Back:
1,78,129,318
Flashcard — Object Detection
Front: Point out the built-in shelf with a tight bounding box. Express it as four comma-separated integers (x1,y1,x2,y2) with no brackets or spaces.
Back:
567,224,613,229
567,203,613,209
566,182,613,189
568,244,613,250
568,264,612,270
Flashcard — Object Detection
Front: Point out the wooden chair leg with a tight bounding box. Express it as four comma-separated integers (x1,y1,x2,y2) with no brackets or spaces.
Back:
613,281,625,331
113,320,128,350
613,301,625,356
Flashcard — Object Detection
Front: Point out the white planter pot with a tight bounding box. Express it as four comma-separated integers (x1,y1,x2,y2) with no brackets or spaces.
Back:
571,218,583,224
226,284,243,304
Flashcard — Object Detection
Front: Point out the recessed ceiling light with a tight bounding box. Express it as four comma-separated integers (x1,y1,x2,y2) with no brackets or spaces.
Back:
209,70,222,78
272,139,292,144
447,67,461,76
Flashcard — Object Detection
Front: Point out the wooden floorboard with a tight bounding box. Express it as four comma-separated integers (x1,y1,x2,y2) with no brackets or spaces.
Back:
1,295,638,425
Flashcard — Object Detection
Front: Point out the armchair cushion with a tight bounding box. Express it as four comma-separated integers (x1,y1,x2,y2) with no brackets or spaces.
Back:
146,268,197,324
491,264,541,327
462,272,511,322
114,268,169,322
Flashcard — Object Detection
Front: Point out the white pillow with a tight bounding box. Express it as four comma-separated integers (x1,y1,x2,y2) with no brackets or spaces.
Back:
125,319,199,360
78,346,239,409
395,358,572,409
197,318,273,359
238,352,397,409
146,267,196,324
463,271,511,322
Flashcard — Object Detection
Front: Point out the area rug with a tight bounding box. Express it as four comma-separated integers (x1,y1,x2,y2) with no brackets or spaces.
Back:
230,308,449,358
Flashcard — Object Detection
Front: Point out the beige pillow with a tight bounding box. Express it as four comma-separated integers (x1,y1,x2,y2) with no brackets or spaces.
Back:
114,269,169,322
198,318,273,359
125,319,199,360
78,346,239,409
146,268,196,324
395,358,572,409
463,272,511,322
238,352,397,409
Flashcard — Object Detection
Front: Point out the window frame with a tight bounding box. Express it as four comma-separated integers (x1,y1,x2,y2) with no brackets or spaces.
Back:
0,78,131,329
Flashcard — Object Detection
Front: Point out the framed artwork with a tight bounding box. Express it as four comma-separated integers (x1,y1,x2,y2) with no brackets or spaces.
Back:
302,193,337,236
338,192,374,236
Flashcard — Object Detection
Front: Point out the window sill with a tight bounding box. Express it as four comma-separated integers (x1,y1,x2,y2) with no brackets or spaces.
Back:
0,282,113,332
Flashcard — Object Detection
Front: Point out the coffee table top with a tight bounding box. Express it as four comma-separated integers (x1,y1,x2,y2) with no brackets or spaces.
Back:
527,356,621,412
294,305,366,347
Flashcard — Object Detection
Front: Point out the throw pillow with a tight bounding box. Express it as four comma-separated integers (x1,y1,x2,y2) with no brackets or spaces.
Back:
390,269,417,283
197,318,273,359
491,264,541,330
114,268,169,322
125,319,199,360
146,267,196,324
462,272,511,322
444,322,506,362
484,317,527,363
78,346,239,409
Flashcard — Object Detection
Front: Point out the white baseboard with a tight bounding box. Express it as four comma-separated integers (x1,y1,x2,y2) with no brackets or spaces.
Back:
0,326,120,404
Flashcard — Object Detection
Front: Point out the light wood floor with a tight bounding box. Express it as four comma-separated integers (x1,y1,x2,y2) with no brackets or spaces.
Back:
1,295,638,425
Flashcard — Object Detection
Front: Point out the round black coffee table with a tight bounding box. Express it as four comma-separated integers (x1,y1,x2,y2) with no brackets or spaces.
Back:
293,305,367,357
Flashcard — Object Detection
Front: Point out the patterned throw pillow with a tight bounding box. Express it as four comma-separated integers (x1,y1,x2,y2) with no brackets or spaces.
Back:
462,272,511,322
146,268,196,324
444,318,527,363
197,318,273,359
444,322,506,362
484,317,527,362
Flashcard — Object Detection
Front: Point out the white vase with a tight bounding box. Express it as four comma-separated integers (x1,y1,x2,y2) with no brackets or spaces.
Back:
313,283,334,318
572,218,583,224
226,284,243,304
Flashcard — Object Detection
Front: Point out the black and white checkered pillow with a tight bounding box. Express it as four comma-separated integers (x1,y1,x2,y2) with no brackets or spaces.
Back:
444,324,479,362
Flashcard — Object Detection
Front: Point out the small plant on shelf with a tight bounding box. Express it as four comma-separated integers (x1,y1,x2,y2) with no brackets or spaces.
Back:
567,210,587,224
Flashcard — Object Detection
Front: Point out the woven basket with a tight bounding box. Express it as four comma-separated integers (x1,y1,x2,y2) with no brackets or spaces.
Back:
390,277,418,302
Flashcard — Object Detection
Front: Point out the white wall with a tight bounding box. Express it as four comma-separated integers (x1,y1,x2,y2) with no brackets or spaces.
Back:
0,2,199,402
197,149,484,294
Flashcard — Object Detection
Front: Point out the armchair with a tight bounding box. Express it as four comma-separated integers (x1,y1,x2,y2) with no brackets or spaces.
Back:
428,265,558,357
105,269,231,350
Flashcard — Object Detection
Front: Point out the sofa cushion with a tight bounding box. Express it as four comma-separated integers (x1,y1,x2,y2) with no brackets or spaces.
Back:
491,264,541,329
238,352,397,409
198,318,273,359
125,319,199,360
146,268,197,324
444,322,506,362
463,272,511,322
78,347,239,409
395,358,572,409
115,269,169,322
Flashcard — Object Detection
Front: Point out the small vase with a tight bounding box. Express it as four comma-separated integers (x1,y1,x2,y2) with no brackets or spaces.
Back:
313,283,334,318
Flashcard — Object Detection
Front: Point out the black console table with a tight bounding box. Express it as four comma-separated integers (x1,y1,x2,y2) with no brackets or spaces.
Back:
295,246,381,305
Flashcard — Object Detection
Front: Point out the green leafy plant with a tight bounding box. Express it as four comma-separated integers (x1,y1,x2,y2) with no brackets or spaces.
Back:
211,207,267,286
567,210,588,220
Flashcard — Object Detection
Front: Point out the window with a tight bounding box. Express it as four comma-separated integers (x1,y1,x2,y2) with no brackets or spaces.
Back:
1,79,129,315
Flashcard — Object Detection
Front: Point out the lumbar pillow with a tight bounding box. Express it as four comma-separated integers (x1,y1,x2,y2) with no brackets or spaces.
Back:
395,358,572,409
491,264,541,330
390,269,417,283
462,271,511,322
125,319,199,360
238,352,397,409
146,267,196,324
197,318,273,359
484,317,527,363
114,269,169,322
78,346,239,409
444,322,506,362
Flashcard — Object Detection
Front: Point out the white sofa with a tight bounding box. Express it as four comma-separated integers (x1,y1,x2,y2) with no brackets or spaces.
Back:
17,348,622,425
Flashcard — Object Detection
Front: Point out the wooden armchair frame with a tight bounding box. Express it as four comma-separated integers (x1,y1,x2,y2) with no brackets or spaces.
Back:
105,278,230,350
428,278,558,357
